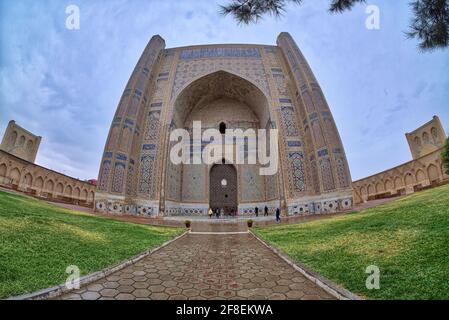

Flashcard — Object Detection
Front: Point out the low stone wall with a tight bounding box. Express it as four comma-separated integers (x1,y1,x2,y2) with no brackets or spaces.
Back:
163,200,281,217
286,190,353,215
352,147,449,204
0,150,95,207
95,194,353,218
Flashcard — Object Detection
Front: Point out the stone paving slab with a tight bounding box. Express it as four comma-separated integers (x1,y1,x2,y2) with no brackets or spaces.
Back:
57,233,334,300
190,221,248,233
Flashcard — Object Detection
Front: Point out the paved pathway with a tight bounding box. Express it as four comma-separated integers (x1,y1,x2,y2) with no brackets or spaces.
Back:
58,232,333,300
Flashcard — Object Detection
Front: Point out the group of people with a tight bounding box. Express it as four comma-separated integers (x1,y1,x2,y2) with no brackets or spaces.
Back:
255,206,281,223
207,205,282,223
208,207,224,219
254,206,269,217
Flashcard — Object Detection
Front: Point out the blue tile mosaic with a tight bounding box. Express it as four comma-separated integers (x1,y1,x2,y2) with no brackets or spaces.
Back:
116,153,127,161
180,47,261,60
318,149,328,157
143,144,156,151
287,141,302,147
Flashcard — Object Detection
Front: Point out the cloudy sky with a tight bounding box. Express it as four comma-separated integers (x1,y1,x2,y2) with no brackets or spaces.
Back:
0,0,448,181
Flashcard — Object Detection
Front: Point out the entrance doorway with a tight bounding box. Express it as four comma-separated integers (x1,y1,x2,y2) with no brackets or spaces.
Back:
210,164,238,216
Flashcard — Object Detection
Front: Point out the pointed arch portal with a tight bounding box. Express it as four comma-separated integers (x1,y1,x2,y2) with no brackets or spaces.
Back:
209,164,238,215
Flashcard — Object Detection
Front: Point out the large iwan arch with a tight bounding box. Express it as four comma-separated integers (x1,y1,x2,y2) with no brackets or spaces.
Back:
164,70,274,216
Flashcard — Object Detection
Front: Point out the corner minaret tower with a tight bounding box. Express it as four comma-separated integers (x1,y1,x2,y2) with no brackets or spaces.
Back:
96,35,165,212
277,32,352,197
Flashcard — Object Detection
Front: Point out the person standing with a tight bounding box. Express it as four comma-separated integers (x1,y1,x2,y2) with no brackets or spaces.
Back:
264,206,268,217
208,207,213,219
220,207,224,219
275,208,281,223
255,207,259,217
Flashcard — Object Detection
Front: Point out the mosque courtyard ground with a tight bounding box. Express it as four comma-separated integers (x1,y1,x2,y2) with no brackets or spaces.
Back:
0,190,182,299
255,184,449,300
1,184,449,300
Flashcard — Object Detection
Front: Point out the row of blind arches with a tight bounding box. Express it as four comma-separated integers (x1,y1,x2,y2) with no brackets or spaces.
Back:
359,163,442,196
9,131,35,151
413,127,441,146
0,163,94,201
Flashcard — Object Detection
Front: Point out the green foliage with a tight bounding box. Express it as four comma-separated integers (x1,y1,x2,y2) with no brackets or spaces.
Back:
0,191,182,298
220,0,365,23
220,0,304,24
442,137,449,174
220,0,449,50
255,184,449,299
407,0,449,50
329,0,366,13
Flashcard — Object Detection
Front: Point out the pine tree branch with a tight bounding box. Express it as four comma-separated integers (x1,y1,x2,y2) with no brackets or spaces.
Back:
220,0,303,24
329,0,366,13
406,0,449,51
219,0,449,50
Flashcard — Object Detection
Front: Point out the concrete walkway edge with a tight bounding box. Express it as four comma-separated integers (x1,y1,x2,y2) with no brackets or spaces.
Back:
8,231,189,300
249,230,362,301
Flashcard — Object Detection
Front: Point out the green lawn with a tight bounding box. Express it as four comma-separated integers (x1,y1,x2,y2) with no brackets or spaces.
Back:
254,184,449,300
0,190,183,299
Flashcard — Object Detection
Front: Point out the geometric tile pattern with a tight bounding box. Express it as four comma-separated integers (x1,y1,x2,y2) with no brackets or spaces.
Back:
288,152,306,192
171,56,271,100
319,158,335,192
139,155,155,197
180,47,261,60
166,160,182,201
280,107,299,137
240,165,265,202
265,172,278,200
98,160,111,191
126,164,136,197
144,111,160,142
335,157,350,189
111,163,125,193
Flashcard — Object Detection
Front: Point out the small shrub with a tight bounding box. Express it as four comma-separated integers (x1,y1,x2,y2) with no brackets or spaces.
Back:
184,220,191,229
247,219,253,228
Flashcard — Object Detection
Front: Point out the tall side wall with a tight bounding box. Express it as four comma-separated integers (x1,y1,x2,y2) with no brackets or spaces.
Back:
276,32,353,214
353,147,449,204
95,35,166,214
0,150,95,207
